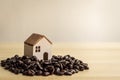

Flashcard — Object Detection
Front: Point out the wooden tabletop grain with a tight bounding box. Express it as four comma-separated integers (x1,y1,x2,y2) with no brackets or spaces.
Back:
0,43,120,80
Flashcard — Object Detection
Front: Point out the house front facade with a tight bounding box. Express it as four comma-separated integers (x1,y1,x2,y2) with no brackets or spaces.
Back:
24,33,52,60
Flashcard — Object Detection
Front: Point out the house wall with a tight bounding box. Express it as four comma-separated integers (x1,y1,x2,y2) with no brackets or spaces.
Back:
33,38,52,60
24,44,33,57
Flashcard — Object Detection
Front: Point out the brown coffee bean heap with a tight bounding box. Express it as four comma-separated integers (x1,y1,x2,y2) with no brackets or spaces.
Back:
0,55,89,76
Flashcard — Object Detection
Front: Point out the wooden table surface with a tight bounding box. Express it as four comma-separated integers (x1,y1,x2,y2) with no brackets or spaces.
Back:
0,43,120,80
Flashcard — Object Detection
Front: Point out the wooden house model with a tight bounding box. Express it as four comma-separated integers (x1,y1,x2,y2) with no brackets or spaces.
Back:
24,33,52,60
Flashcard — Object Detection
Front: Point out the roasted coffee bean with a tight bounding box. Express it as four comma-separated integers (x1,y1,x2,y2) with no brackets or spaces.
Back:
43,60,51,65
24,59,31,64
22,56,29,60
74,65,79,70
14,69,20,74
22,71,28,75
84,65,89,70
46,65,54,74
9,67,15,72
36,70,42,75
22,64,28,69
18,60,24,64
43,67,48,72
68,64,73,69
75,69,79,73
20,69,24,73
31,56,38,61
54,63,60,67
27,70,35,76
4,65,9,69
82,63,88,66
52,55,59,59
36,62,43,70
0,55,89,76
14,55,19,59
1,60,6,67
82,63,89,70
79,67,84,71
71,57,75,60
55,67,60,73
59,63,63,70
43,72,50,76
71,69,76,74
78,65,84,71
55,71,64,75
63,55,70,59
6,58,10,61
64,71,72,75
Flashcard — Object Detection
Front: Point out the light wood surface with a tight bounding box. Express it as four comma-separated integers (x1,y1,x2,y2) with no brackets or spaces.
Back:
0,43,120,80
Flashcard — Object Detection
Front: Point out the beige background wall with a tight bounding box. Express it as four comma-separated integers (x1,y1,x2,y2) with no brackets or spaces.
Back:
0,0,120,42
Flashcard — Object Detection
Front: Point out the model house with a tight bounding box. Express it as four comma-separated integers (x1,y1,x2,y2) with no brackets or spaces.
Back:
24,33,52,60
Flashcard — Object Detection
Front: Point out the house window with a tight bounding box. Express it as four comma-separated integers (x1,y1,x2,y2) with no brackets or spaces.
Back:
35,46,40,52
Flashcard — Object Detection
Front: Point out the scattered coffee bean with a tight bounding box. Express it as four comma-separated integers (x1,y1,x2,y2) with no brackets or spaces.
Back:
0,55,89,76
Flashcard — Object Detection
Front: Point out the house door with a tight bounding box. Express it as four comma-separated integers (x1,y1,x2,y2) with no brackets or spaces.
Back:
43,52,48,60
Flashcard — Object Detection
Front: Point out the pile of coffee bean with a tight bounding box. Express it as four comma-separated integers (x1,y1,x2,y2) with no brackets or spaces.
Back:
0,55,89,76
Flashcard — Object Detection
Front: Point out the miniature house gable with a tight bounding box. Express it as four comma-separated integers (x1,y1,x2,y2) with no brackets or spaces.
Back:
33,38,52,60
24,33,52,60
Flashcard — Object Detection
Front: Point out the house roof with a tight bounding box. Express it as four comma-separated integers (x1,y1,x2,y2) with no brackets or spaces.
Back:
24,33,52,46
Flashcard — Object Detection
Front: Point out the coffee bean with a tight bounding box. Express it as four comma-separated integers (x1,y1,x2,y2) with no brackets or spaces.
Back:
43,60,51,65
36,70,42,75
75,69,79,73
1,60,6,67
68,64,73,69
22,71,28,75
14,69,20,74
54,63,60,67
18,60,24,65
10,67,15,72
63,55,69,59
52,55,59,59
22,56,29,60
55,71,64,75
14,55,19,59
6,58,10,61
20,69,24,73
84,63,88,66
64,71,72,75
4,65,9,69
84,65,89,70
79,67,84,71
43,67,48,72
59,63,63,70
31,56,38,61
24,59,31,64
43,72,50,76
46,65,54,74
22,64,28,69
83,63,89,70
74,65,79,70
36,62,43,70
55,67,60,73
71,57,75,60
71,69,76,74
27,70,35,76
0,55,89,76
